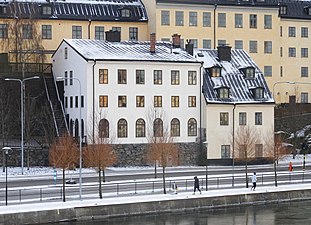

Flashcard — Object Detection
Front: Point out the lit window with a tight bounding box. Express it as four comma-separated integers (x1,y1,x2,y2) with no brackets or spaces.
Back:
118,96,127,107
171,70,180,85
99,95,108,107
136,96,144,107
188,96,196,107
171,118,180,137
154,70,162,85
117,119,127,138
136,119,145,137
188,118,197,136
210,67,221,77
99,69,108,84
154,96,162,107
220,112,229,125
171,96,179,107
188,71,197,85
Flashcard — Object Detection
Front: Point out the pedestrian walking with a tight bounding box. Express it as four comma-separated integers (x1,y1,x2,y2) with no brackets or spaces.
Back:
251,172,257,191
172,181,178,194
193,176,201,194
288,161,293,172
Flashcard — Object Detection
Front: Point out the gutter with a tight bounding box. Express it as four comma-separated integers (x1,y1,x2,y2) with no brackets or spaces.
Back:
92,59,97,144
213,4,217,49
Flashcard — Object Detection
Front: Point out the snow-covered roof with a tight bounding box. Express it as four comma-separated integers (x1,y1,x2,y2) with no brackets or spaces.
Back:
60,39,201,63
0,0,147,22
197,48,274,104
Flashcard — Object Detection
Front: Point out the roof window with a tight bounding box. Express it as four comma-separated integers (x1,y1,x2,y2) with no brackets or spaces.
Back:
241,67,255,79
279,6,287,15
216,87,230,99
0,6,7,15
42,5,52,15
209,66,221,77
121,9,131,18
304,6,311,16
251,87,264,100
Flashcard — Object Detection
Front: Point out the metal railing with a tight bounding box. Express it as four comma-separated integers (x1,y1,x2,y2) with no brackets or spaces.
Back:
1,171,310,205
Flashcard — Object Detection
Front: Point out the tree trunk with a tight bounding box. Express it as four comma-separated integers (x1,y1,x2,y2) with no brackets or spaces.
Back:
154,161,157,178
162,166,166,194
99,168,102,199
245,162,248,188
102,169,105,183
62,169,66,202
274,160,278,187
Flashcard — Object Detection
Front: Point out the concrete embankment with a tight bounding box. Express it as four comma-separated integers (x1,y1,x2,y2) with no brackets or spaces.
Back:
1,187,311,225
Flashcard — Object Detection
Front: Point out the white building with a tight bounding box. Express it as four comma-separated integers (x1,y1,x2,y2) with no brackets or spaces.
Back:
197,46,275,161
52,36,202,145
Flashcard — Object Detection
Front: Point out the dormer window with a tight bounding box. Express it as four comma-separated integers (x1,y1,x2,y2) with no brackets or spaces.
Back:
241,67,255,79
0,6,7,15
121,9,131,18
42,6,52,15
252,87,264,99
279,6,287,15
210,66,221,77
304,7,311,16
217,87,230,99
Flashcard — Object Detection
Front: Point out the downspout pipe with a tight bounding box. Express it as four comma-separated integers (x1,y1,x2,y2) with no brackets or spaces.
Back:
213,4,217,49
92,59,97,144
232,103,236,187
88,19,91,39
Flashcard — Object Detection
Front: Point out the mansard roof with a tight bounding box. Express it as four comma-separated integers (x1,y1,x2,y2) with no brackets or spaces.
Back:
157,0,311,20
0,0,147,22
197,48,274,104
58,39,200,63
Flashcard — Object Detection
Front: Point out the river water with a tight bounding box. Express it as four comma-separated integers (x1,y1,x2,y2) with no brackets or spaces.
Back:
57,200,311,225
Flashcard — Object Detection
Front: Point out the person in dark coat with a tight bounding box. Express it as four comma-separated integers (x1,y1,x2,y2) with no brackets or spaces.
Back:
193,176,201,194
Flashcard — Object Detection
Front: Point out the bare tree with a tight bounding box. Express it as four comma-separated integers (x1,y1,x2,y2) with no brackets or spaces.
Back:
146,107,179,194
83,143,117,199
264,129,291,187
233,125,260,188
49,134,79,202
84,110,118,198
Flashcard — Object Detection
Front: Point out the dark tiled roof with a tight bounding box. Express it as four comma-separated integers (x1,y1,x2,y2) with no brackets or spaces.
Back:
197,49,274,104
0,0,147,22
157,0,311,20
61,39,200,63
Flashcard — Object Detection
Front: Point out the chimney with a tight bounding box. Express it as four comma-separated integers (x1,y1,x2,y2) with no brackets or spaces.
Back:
105,30,121,42
217,45,232,61
172,33,181,48
150,33,156,53
185,39,194,56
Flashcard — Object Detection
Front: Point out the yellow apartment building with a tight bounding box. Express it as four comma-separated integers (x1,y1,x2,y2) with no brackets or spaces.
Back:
0,0,148,64
142,0,311,104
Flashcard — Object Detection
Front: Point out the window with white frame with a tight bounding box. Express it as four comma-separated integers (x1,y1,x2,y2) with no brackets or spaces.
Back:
301,67,309,77
288,47,296,57
218,88,229,99
0,24,8,38
301,92,308,103
118,96,127,107
136,70,145,84
118,69,127,84
117,119,127,138
255,112,262,125
288,27,296,37
154,70,162,84
188,96,196,107
72,26,82,39
264,15,272,29
239,112,247,125
188,71,197,85
203,39,211,49
136,96,144,107
154,96,162,107
264,66,272,77
99,69,108,84
171,118,180,137
301,48,308,58
129,27,138,40
95,26,105,40
203,12,211,27
171,70,180,85
235,14,243,28
23,24,33,39
221,145,230,158
99,95,108,107
171,96,179,107
220,112,229,125
136,119,145,137
218,13,226,27
189,12,197,26
301,27,308,38
249,14,257,28
188,118,197,136
264,41,272,54
235,40,243,49
161,10,170,25
42,25,52,39
175,11,184,26
249,41,258,53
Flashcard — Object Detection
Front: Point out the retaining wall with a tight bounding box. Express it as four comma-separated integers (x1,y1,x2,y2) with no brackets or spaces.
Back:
1,189,311,225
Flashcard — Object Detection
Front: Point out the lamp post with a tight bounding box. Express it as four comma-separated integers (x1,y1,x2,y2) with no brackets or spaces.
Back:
57,76,82,200
2,147,11,206
5,76,39,175
204,141,208,191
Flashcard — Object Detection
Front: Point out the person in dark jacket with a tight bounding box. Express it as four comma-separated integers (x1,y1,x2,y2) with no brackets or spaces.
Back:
193,176,201,194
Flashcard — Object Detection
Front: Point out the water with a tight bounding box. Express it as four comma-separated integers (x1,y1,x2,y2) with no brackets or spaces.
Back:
56,200,311,225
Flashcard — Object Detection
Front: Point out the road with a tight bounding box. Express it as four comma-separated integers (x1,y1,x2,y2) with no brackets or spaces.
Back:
0,162,310,205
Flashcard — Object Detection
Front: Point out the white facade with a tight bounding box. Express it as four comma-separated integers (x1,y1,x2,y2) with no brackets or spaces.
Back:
52,39,202,144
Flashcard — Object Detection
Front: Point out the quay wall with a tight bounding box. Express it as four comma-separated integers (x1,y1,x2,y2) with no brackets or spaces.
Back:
1,189,311,225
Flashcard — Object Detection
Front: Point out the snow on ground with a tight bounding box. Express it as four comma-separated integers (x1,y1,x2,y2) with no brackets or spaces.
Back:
1,182,311,215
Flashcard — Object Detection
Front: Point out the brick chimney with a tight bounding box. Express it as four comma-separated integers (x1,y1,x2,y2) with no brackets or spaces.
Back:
172,33,181,48
217,45,232,61
150,33,156,53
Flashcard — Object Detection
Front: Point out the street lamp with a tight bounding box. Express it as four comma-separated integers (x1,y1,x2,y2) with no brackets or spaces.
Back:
5,76,39,175
57,76,82,200
204,141,208,191
2,147,11,206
